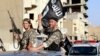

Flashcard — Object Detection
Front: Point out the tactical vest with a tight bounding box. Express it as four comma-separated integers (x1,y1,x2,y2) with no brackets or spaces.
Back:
44,29,62,51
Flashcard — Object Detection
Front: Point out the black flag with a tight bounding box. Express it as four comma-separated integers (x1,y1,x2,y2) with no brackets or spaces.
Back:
42,0,65,28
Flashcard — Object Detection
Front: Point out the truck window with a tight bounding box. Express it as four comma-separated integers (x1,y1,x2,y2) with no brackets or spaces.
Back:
69,47,97,55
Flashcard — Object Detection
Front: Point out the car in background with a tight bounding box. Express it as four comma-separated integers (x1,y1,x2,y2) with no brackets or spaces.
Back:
68,42,100,56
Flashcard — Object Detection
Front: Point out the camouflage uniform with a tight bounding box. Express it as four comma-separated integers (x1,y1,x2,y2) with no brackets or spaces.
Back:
43,28,63,51
19,29,37,50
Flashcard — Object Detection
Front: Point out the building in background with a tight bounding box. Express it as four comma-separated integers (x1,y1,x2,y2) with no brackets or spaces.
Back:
62,0,88,41
23,0,49,29
23,0,66,29
0,0,23,51
63,13,88,41
23,0,89,42
0,0,89,51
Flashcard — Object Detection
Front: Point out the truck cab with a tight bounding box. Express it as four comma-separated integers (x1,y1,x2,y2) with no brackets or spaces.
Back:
68,41,100,56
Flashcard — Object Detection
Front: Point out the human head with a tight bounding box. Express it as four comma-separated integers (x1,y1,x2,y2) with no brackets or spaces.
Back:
49,18,58,29
23,18,33,30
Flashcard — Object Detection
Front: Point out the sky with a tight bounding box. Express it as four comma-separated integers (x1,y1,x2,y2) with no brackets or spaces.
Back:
87,0,100,26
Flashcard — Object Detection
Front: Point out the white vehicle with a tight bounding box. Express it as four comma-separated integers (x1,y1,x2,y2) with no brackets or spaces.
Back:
68,43,100,56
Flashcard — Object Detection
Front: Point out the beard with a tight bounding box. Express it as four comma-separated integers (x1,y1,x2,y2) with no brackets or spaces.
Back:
47,27,54,33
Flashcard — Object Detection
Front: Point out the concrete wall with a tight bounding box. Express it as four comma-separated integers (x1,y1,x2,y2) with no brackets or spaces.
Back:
23,0,65,29
63,19,73,36
0,0,23,51
23,0,49,29
63,13,87,41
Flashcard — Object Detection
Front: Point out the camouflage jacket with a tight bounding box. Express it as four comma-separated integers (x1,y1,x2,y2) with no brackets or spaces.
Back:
44,28,63,51
20,29,37,50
